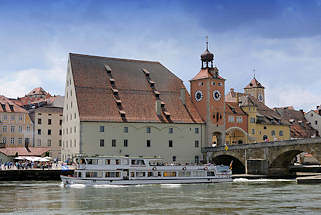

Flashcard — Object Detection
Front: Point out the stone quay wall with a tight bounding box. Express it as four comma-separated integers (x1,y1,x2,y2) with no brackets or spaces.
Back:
0,170,74,181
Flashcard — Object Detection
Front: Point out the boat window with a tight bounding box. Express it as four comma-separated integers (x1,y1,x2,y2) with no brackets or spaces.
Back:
80,159,86,164
163,172,176,177
178,172,185,177
105,159,111,165
122,159,129,165
130,172,135,177
87,159,98,165
207,171,215,176
148,172,153,177
77,172,82,177
193,171,205,177
105,172,120,178
157,172,161,177
115,159,120,165
149,161,157,166
86,172,98,178
131,159,145,166
185,171,191,177
136,172,146,177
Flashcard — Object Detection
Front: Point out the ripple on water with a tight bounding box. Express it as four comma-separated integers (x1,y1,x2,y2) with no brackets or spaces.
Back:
0,180,320,215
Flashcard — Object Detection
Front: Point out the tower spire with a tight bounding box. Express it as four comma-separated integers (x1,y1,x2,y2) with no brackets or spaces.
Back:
206,35,208,50
201,36,214,69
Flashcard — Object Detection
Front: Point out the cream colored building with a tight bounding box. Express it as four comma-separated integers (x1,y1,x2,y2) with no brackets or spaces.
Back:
0,96,33,147
29,96,64,160
62,53,205,163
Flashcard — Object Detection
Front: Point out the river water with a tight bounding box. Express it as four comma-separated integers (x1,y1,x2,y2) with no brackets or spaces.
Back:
0,179,320,215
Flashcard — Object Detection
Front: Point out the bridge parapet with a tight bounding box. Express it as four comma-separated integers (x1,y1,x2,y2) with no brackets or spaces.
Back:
202,137,321,153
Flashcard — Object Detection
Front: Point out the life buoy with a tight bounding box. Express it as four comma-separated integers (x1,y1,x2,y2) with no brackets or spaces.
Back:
182,167,186,171
152,167,157,171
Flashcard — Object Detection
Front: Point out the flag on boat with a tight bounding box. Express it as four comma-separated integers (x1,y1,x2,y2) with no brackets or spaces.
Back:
229,160,233,170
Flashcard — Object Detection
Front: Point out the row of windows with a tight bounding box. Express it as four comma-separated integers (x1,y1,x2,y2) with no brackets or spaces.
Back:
2,125,31,133
63,139,77,148
63,155,200,164
251,128,284,136
228,116,243,123
2,137,30,145
64,112,77,122
198,81,223,87
35,139,60,147
99,126,200,134
37,118,62,126
98,139,200,148
37,129,62,136
1,114,24,121
63,127,76,135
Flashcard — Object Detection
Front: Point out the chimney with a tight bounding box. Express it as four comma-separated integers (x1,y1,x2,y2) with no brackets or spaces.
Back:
155,100,161,115
180,88,186,105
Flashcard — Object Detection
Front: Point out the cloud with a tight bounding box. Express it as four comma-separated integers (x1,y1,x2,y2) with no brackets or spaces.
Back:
0,0,320,113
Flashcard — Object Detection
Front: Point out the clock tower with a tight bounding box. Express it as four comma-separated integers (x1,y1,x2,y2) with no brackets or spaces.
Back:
244,77,265,104
190,40,226,147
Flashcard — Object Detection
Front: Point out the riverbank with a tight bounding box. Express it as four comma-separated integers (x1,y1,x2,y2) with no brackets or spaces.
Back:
0,169,74,181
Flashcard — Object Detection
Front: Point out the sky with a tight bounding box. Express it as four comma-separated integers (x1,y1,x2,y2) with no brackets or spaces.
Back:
0,0,321,111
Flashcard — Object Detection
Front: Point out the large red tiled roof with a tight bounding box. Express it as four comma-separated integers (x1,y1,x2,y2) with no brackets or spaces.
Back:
225,102,247,115
0,147,50,156
0,96,27,113
26,87,51,97
274,107,317,138
239,95,288,125
70,53,204,123
244,77,264,89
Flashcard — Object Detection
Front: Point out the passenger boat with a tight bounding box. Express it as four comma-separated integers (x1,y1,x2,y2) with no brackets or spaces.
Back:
60,156,232,185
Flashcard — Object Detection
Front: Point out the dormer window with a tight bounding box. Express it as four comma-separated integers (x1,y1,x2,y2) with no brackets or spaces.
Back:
1,104,6,112
105,64,112,74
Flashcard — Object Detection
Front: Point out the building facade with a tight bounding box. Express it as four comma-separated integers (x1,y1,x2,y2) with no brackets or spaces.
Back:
225,102,248,145
29,96,64,160
305,107,321,136
0,96,33,147
62,53,205,163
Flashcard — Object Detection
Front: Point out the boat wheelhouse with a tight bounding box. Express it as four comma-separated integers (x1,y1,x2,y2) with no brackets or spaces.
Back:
61,156,232,185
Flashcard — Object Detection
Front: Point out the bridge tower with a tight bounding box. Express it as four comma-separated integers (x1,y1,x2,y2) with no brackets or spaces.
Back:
190,39,226,147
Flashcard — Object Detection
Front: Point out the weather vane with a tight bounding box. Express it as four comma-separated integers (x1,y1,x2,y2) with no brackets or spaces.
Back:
206,36,208,49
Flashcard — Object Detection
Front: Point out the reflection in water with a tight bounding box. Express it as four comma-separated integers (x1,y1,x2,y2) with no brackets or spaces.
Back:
0,180,320,214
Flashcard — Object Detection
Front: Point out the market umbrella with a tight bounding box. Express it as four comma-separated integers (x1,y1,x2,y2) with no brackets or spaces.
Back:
39,158,49,162
14,156,26,160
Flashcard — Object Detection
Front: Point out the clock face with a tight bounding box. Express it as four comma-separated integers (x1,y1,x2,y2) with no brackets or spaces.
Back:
195,90,203,102
258,94,263,102
213,90,221,101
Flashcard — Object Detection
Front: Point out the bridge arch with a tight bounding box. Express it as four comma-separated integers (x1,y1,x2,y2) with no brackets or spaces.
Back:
269,149,303,169
225,127,248,145
211,154,245,174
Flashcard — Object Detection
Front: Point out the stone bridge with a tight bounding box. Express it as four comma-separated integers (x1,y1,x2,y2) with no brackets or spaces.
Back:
202,138,321,176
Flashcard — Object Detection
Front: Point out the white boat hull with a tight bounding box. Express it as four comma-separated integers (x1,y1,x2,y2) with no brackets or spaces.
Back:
61,175,232,186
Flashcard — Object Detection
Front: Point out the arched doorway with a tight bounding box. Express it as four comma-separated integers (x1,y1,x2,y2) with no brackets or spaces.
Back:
225,127,248,145
212,132,223,147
